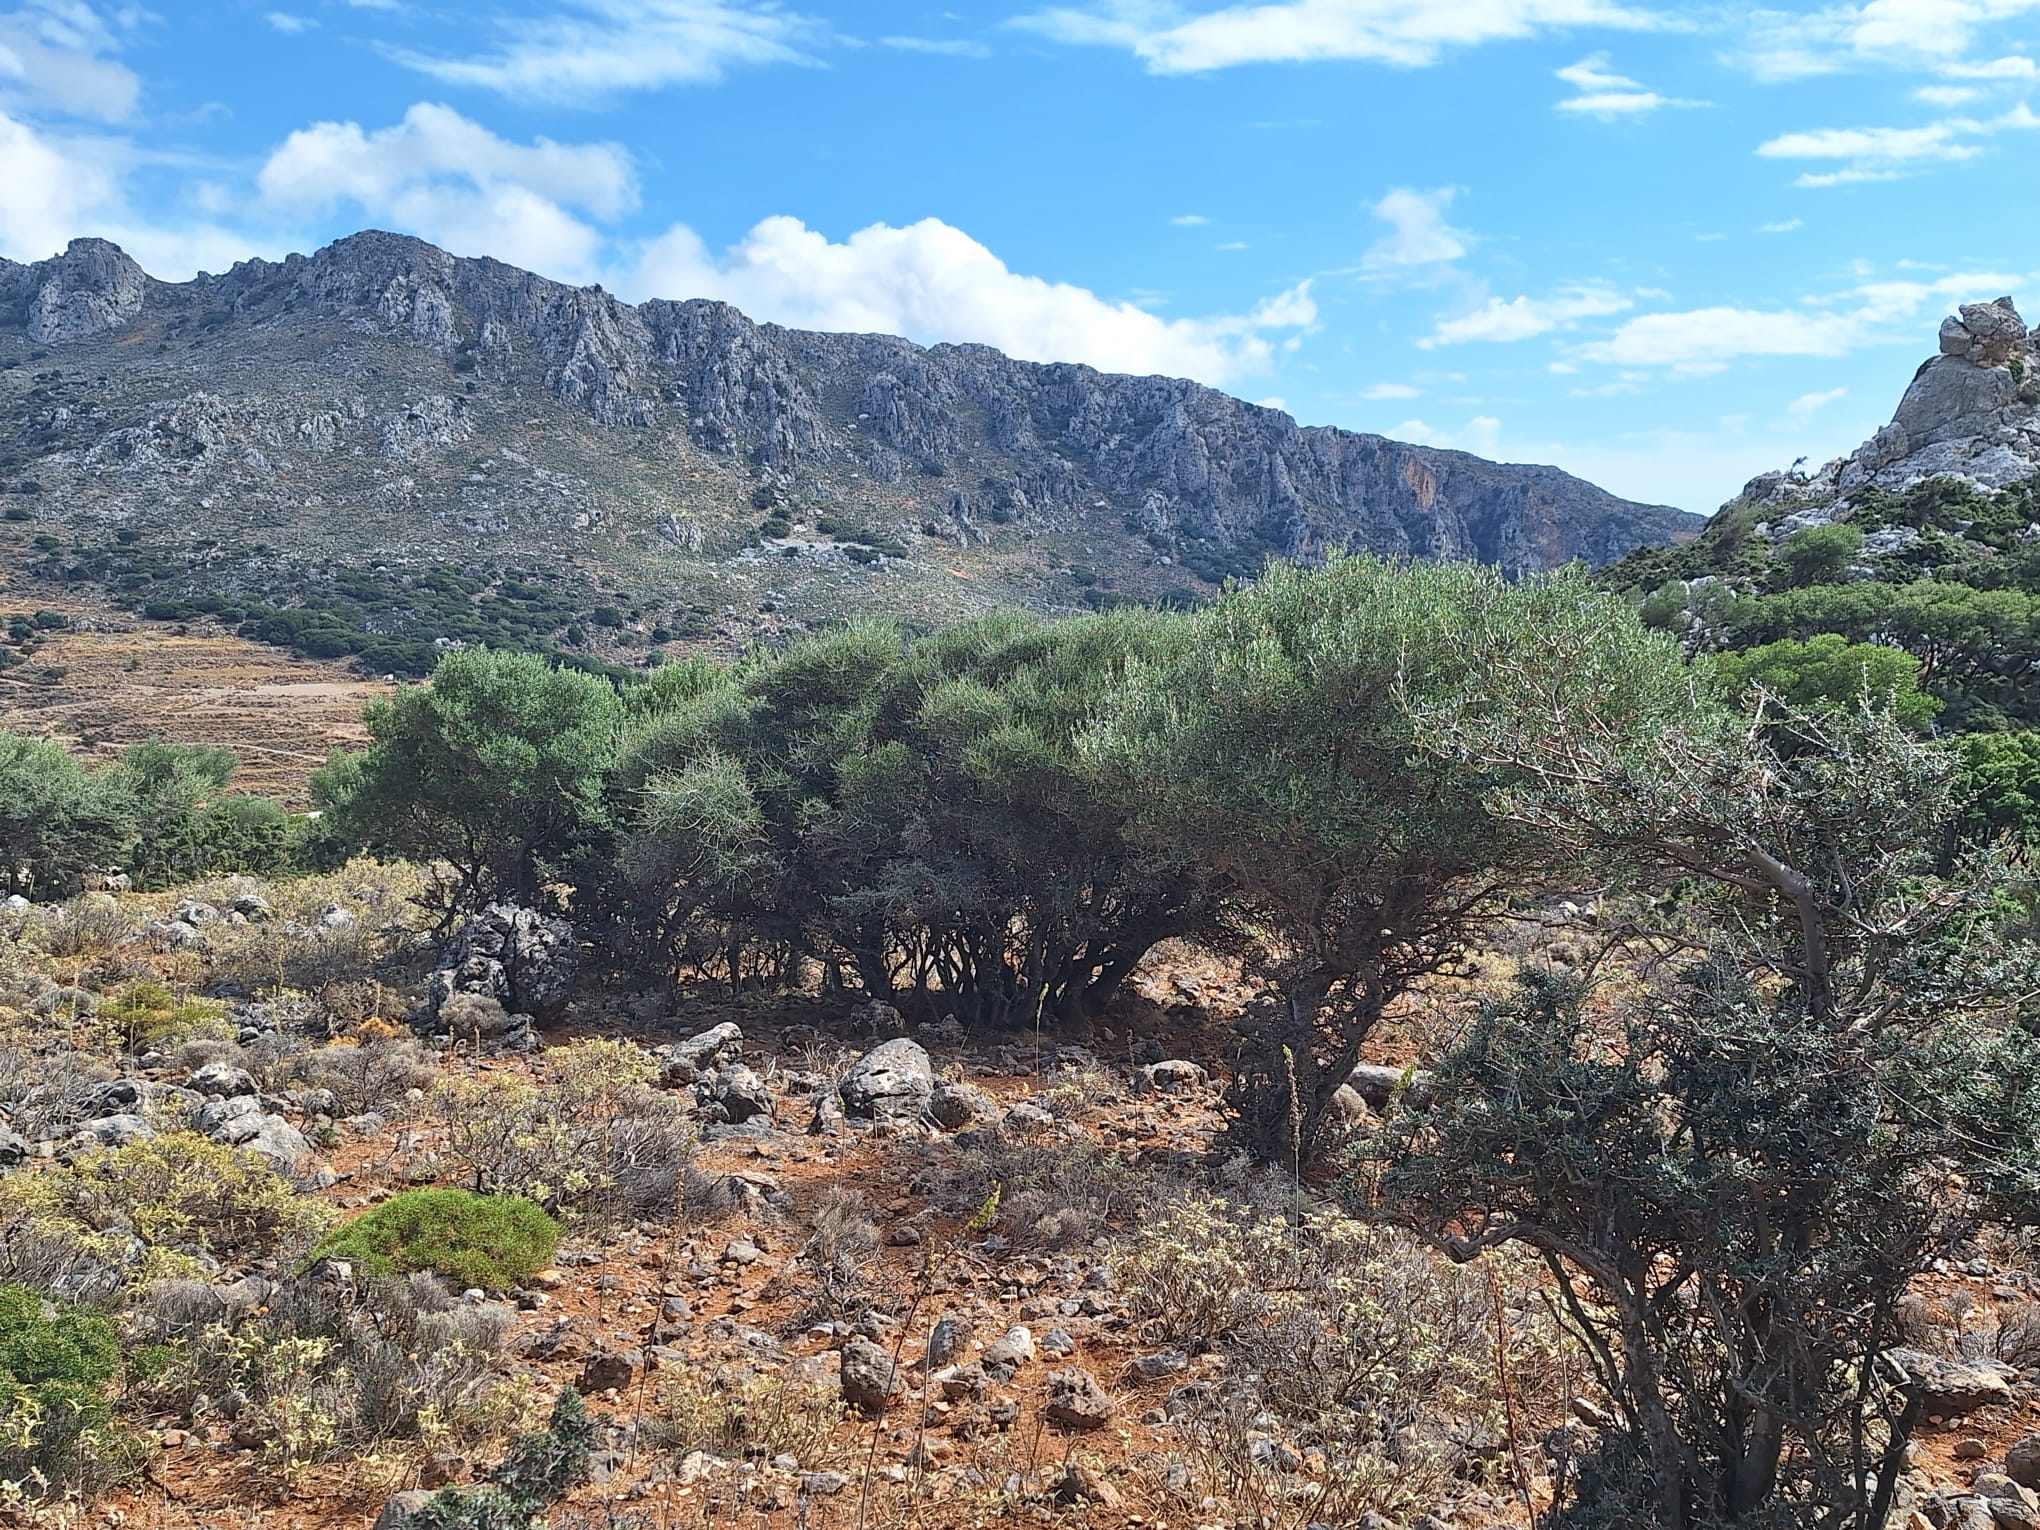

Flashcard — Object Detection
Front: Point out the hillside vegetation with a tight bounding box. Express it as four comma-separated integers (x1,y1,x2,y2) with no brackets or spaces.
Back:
1,555,2037,1530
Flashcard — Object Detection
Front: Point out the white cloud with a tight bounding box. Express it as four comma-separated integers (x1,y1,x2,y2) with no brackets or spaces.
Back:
1390,414,1505,458
879,35,991,56
255,102,636,278
1422,285,1632,345
1360,380,1420,398
628,215,1316,385
1758,218,1804,231
1737,4,2040,81
383,0,821,104
1363,186,1467,270
1915,83,1983,103
1013,0,1665,71
1553,50,1701,115
1941,52,2038,76
1171,213,1210,226
1573,269,2028,369
1788,385,1848,418
1757,102,2040,184
0,1,141,120
265,11,317,33
0,107,117,260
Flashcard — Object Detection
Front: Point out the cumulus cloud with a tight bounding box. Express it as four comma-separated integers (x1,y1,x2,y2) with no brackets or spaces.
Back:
1757,101,2040,184
1421,285,1632,345
1553,51,1702,115
382,0,821,104
1362,187,1467,270
1012,0,1664,73
255,102,637,278
1359,380,1420,398
0,107,117,260
628,215,1316,384
0,0,142,121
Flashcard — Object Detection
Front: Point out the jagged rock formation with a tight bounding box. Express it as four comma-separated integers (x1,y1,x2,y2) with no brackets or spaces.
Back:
0,232,1696,649
1742,297,2040,517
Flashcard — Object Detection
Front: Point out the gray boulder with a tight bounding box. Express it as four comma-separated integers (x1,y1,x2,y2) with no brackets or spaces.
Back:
187,1061,259,1099
927,1080,997,1130
1347,1062,1435,1110
699,1064,773,1124
661,1022,744,1085
370,1491,439,1530
839,1037,934,1122
1887,1348,2015,1415
839,1337,903,1414
2007,1433,2040,1488
196,1095,309,1165
428,903,578,1027
70,1113,154,1149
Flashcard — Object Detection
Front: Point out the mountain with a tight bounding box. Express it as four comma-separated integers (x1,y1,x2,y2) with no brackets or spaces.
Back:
1595,296,2040,731
0,231,1698,672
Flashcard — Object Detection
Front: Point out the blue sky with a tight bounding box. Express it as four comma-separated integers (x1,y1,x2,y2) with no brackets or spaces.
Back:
3,1,2037,511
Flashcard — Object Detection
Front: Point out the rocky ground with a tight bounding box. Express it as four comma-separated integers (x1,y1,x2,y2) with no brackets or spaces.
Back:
4,872,2040,1530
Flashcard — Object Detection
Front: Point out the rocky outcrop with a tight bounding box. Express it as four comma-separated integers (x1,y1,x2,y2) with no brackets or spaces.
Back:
0,230,1694,586
427,903,579,1028
12,238,148,343
1745,296,2040,518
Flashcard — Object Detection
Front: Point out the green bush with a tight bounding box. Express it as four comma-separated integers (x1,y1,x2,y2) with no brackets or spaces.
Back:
0,1283,131,1502
312,1190,560,1289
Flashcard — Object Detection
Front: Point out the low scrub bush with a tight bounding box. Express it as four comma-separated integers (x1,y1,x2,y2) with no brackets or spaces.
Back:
652,1359,844,1466
914,1134,1172,1251
1122,1195,1563,1522
101,979,230,1051
403,1387,594,1530
300,1032,433,1113
312,1189,560,1289
0,1131,334,1284
130,1272,526,1478
428,1040,691,1220
0,1282,135,1504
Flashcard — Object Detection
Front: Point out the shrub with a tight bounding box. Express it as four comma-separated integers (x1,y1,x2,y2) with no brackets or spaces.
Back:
130,1272,523,1474
101,979,230,1050
405,1387,594,1530
1121,1197,1557,1522
0,1283,133,1503
428,1040,691,1219
1,1131,334,1283
312,1190,560,1289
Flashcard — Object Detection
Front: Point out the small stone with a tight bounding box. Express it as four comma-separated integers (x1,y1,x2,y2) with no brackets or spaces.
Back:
1043,1367,1116,1430
839,1337,903,1414
577,1346,640,1394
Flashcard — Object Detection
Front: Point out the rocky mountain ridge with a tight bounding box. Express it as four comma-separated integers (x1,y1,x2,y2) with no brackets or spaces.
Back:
0,231,1696,661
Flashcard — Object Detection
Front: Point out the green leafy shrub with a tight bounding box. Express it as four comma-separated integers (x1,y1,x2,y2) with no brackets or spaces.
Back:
0,1283,133,1502
312,1190,560,1289
100,980,231,1050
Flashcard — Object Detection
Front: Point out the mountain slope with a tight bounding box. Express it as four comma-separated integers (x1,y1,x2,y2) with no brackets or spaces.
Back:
0,231,1697,670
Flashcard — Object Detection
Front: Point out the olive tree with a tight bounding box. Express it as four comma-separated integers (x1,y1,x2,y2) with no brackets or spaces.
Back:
1091,555,1670,1164
1375,653,2040,1527
0,731,131,897
312,647,622,910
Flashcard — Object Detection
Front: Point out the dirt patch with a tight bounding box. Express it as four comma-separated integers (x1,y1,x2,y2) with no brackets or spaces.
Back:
0,581,386,804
